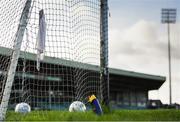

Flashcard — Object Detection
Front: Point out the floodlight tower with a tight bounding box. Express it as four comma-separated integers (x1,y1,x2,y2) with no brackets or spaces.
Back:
161,8,176,105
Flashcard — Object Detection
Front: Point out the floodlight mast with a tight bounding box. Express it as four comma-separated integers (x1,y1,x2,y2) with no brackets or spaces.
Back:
161,8,176,105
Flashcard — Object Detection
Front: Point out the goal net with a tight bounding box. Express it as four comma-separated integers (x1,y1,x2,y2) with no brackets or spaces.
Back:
0,0,108,120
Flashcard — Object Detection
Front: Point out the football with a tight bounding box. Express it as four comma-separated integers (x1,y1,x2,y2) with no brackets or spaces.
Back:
15,102,31,113
69,101,86,112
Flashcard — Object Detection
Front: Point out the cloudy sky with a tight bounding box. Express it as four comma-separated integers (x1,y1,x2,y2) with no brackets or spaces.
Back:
108,0,180,104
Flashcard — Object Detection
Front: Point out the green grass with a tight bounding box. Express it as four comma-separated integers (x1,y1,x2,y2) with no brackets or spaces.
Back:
6,109,180,121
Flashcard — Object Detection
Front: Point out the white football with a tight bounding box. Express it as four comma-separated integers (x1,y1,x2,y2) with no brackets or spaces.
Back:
69,101,86,112
15,102,31,113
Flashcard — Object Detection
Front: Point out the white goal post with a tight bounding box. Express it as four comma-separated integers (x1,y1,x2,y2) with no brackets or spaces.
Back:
0,0,32,120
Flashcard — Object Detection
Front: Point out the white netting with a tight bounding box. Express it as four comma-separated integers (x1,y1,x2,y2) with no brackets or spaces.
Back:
0,0,102,120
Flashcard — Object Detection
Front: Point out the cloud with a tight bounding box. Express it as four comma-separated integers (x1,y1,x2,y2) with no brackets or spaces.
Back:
111,20,160,55
110,20,161,69
109,20,180,67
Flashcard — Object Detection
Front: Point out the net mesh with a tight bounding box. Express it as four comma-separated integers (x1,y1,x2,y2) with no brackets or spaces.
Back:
0,0,101,119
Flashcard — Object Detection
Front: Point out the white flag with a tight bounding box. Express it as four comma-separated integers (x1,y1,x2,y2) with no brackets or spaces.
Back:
36,9,46,71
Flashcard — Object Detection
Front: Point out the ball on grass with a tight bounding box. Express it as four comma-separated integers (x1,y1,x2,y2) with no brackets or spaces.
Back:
15,102,31,113
69,101,86,112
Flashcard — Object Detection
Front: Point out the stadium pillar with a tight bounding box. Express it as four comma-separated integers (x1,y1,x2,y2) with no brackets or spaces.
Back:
0,0,31,121
100,0,109,106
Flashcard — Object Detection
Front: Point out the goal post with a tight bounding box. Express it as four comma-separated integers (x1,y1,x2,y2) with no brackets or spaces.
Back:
0,0,32,120
100,0,109,106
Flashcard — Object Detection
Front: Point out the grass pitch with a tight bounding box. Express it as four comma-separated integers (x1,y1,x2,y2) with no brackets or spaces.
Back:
6,109,180,121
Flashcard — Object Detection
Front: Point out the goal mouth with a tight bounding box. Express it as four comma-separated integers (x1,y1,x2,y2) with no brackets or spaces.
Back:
0,0,109,120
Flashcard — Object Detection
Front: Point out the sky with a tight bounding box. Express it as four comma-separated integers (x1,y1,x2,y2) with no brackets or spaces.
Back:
108,0,180,104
